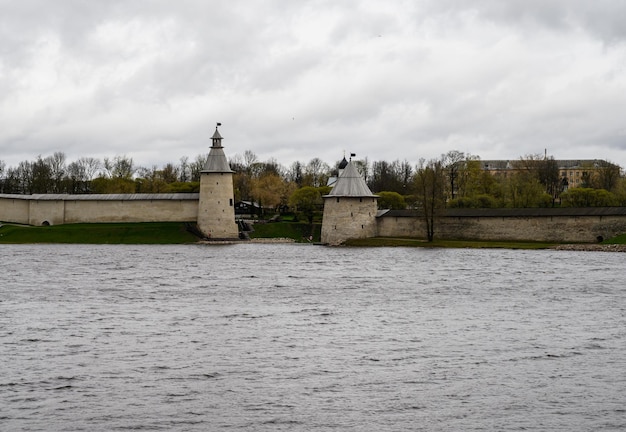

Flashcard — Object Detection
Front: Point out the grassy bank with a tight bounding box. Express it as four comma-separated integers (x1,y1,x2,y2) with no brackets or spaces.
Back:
248,221,321,243
0,222,199,244
2,220,624,247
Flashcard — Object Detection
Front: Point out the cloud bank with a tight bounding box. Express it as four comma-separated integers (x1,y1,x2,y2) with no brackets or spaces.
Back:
2,0,626,170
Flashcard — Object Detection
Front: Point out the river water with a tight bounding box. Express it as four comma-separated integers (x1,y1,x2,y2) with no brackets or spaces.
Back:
1,244,625,431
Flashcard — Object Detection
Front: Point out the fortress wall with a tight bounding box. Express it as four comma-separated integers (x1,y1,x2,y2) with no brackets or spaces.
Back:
321,197,378,245
29,200,65,225
376,215,421,238
0,197,31,224
1,196,199,226
435,215,626,243
377,213,626,243
63,199,199,224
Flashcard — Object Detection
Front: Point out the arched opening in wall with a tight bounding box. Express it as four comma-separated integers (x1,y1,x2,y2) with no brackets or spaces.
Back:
596,235,604,243
42,220,51,226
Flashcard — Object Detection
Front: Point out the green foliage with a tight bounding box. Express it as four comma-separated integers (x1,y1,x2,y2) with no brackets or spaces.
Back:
90,177,136,193
561,188,618,207
288,186,324,224
0,222,199,244
603,233,626,244
377,191,406,209
449,194,497,208
167,182,200,193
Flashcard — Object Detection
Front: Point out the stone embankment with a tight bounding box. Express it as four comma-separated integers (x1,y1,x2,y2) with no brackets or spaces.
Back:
250,238,295,243
553,244,626,252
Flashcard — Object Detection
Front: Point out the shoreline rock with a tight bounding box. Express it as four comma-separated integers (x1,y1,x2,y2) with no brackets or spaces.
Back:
552,244,626,252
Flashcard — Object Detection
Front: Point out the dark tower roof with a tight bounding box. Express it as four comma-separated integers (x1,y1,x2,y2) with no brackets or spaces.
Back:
202,125,234,173
338,156,348,169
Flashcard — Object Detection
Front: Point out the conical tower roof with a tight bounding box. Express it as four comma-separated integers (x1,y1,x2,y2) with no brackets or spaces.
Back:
202,126,233,173
325,161,377,197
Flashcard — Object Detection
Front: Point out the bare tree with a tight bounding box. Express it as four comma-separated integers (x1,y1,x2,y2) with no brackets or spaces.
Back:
304,158,330,187
595,160,621,192
179,156,190,182
104,155,135,179
45,152,67,193
414,158,445,242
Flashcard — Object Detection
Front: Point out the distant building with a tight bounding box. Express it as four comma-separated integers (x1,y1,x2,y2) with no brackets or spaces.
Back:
480,159,612,189
234,200,261,217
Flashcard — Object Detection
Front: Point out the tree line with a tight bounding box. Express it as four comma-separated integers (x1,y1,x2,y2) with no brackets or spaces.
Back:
1,150,625,219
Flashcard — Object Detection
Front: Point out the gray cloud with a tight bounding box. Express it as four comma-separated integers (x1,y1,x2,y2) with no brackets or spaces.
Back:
2,0,626,171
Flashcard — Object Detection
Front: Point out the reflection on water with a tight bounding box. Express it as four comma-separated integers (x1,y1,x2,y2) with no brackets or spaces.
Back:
1,244,625,431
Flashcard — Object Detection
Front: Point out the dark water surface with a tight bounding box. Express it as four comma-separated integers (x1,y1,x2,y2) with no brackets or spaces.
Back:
1,244,625,431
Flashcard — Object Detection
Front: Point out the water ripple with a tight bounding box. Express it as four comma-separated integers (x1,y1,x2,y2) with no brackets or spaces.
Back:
1,244,625,431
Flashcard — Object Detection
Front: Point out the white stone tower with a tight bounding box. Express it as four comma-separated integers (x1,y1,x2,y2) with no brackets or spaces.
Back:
321,158,378,245
197,124,239,239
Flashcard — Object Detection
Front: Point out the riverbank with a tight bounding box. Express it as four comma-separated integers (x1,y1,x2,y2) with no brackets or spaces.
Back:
0,222,199,244
551,243,626,252
2,221,625,249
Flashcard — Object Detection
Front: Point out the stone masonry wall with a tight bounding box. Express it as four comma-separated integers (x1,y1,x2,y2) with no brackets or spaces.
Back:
377,213,626,243
63,199,198,224
197,173,239,239
0,196,198,226
321,197,378,245
0,197,30,224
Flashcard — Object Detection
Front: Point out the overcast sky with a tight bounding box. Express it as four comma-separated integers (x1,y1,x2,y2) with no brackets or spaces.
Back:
2,0,626,171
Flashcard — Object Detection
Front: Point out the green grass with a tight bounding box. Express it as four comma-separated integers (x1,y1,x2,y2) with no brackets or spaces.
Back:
248,221,321,242
344,237,559,249
0,222,200,244
2,220,623,247
603,233,626,244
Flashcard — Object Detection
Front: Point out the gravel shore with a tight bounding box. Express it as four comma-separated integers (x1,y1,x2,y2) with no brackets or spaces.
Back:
552,244,626,252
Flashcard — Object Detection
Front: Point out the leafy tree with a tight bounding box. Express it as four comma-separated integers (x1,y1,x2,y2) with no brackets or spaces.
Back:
500,171,551,208
251,173,287,211
561,188,618,207
167,181,200,193
448,194,497,208
512,154,561,205
289,186,323,224
90,176,136,193
377,191,406,210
